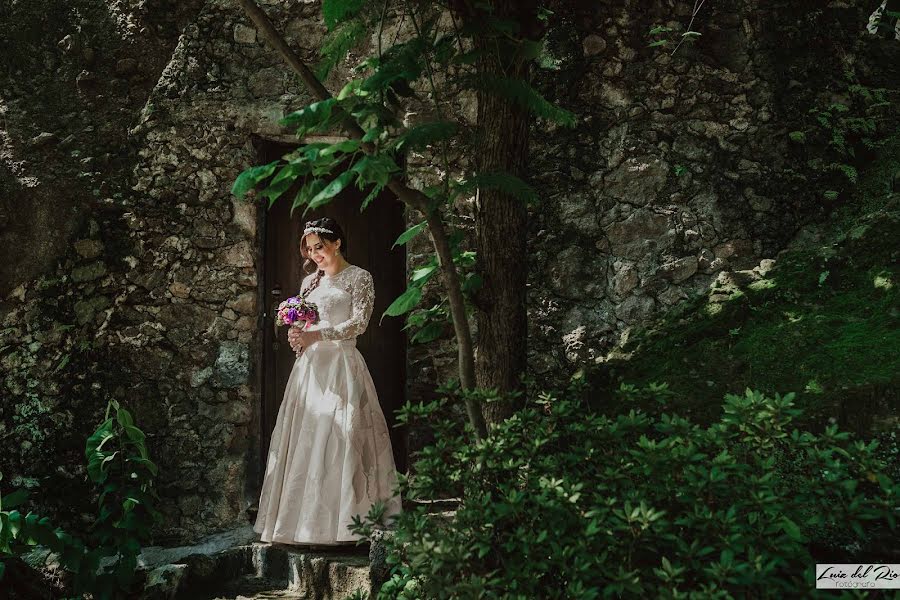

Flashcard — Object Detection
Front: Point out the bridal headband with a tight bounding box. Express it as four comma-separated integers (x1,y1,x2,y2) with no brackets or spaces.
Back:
303,223,334,236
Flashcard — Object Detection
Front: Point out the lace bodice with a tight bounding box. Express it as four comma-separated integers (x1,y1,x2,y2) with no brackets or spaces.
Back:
300,265,375,341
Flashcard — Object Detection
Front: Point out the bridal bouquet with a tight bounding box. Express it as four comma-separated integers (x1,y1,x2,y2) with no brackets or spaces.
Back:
275,296,319,329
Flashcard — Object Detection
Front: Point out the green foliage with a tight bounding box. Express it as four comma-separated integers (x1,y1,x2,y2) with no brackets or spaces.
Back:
317,18,367,80
383,286,423,318
791,73,893,201
351,381,897,598
234,1,575,347
391,221,427,249
390,121,458,153
453,171,540,205
465,76,576,127
322,0,365,30
647,23,702,53
1,400,161,599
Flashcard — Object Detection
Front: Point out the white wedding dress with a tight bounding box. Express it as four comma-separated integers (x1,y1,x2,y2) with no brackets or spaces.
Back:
254,264,402,544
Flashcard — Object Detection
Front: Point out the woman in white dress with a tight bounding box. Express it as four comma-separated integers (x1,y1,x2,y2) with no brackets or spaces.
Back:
254,217,402,546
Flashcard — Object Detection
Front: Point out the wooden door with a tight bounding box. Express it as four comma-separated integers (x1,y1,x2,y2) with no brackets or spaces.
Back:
259,139,408,477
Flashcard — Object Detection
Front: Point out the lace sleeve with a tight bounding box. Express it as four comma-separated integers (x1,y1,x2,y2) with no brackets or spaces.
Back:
319,269,375,341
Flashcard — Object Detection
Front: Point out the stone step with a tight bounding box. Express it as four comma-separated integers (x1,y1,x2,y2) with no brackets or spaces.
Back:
143,542,373,600
202,575,297,599
175,542,372,600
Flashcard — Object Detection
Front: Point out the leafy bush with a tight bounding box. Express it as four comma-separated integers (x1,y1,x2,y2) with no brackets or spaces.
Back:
353,380,898,599
1,399,161,599
788,72,894,202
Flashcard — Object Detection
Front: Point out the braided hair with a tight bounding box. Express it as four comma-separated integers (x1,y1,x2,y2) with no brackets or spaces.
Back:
299,217,348,299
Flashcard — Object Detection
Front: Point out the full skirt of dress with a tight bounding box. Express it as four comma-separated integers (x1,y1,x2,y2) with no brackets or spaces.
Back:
254,338,402,544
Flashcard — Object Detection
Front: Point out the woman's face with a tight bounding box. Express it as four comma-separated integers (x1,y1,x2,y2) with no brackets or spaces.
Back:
303,233,340,269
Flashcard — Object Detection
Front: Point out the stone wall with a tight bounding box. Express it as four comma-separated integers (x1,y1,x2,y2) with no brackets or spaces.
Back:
1,0,895,544
525,0,899,389
1,0,330,543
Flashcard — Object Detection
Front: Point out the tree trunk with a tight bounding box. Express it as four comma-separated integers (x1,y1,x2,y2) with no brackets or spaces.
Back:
471,0,537,426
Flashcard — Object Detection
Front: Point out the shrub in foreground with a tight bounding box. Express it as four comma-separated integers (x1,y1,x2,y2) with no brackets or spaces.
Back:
1,400,161,599
354,380,898,599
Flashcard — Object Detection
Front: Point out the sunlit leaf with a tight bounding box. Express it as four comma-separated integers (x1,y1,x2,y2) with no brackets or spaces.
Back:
393,222,428,248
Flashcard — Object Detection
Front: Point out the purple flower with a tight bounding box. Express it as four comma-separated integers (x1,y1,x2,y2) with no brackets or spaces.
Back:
286,307,299,323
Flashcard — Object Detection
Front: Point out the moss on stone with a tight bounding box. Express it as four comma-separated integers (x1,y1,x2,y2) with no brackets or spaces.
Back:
590,137,900,436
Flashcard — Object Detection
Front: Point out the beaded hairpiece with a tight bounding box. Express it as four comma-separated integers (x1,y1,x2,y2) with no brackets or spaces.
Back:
303,226,334,236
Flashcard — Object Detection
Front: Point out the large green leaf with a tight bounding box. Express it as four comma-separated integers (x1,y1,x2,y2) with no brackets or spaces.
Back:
411,322,445,344
123,425,146,444
258,177,294,208
128,457,159,477
279,99,338,136
320,139,361,157
85,419,114,458
307,171,354,210
232,161,279,200
270,162,304,186
392,221,427,248
383,286,423,318
411,264,438,284
115,408,134,428
351,154,399,188
291,179,327,217
0,489,28,511
359,184,383,211
6,511,22,538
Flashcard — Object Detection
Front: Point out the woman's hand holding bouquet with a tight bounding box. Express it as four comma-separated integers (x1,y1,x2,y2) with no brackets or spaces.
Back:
276,296,320,357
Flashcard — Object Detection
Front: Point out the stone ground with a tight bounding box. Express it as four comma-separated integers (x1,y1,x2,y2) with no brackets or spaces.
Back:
135,526,379,599
198,553,370,599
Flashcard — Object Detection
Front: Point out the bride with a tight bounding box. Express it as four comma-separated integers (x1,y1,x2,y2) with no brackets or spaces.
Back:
254,217,402,546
